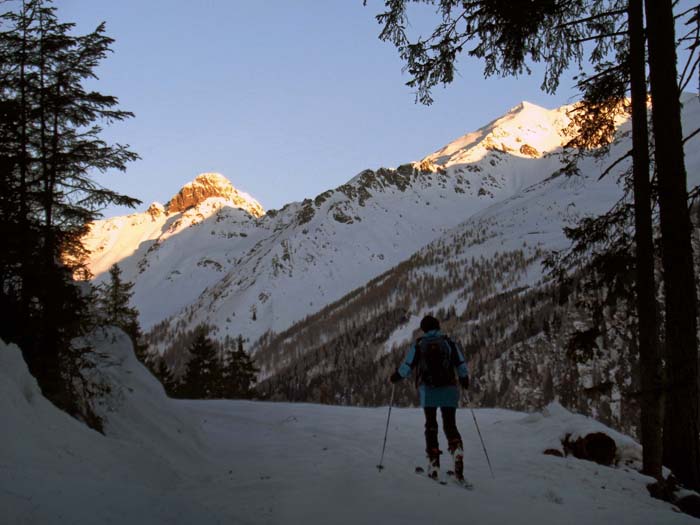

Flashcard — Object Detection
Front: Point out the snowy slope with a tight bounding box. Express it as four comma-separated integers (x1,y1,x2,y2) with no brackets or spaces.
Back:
351,95,699,349
1,337,697,524
253,95,700,426
0,336,215,524
83,101,588,348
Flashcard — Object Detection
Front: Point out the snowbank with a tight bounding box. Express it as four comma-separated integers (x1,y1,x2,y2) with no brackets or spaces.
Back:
0,336,215,524
77,327,205,464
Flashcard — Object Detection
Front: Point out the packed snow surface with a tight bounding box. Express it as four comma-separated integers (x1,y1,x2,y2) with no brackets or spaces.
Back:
1,337,695,524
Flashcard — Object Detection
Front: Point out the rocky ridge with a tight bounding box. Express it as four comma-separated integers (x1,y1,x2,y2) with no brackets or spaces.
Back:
166,172,265,217
85,100,615,352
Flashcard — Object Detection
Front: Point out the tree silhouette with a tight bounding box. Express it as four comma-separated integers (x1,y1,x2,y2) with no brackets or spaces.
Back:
0,0,139,415
182,327,220,399
221,335,258,399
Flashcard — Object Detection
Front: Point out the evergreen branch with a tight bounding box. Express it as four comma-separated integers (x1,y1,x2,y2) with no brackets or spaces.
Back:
598,149,633,181
573,63,626,89
555,8,627,29
573,31,627,44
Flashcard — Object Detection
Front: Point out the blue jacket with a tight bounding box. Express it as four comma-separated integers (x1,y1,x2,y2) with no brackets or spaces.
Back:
397,330,469,408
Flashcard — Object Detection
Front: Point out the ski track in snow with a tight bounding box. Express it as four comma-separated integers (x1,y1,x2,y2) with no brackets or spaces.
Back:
2,333,696,525
165,400,694,525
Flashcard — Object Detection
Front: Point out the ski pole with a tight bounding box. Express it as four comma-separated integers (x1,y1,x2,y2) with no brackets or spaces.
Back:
376,383,395,472
463,391,495,479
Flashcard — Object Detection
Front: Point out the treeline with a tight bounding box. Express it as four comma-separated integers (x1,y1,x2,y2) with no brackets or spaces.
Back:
254,245,551,408
252,226,683,442
251,221,513,374
152,324,258,400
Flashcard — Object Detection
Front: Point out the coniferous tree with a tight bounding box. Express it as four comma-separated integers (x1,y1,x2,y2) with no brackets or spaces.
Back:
156,357,176,395
221,335,258,399
96,264,147,360
371,0,698,485
182,327,220,398
0,0,140,412
644,0,700,490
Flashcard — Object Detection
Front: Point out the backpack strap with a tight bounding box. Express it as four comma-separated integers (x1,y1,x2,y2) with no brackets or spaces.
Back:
447,337,467,371
410,336,424,369
413,336,425,388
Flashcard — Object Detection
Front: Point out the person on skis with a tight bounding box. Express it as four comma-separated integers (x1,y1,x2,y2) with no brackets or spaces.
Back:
389,314,469,481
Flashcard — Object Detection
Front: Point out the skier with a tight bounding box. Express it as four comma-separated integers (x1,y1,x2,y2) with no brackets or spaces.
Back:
389,315,470,482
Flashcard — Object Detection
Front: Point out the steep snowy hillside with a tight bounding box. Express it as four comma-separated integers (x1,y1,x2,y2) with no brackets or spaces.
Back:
255,96,700,437
83,173,268,327
2,337,697,524
85,101,589,352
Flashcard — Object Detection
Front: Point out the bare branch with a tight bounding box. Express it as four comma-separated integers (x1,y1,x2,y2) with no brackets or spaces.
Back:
680,53,700,93
683,126,700,145
675,4,700,20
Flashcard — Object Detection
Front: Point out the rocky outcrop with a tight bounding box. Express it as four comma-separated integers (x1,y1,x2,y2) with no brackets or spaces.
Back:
562,432,617,466
519,144,540,157
146,202,165,220
166,173,265,217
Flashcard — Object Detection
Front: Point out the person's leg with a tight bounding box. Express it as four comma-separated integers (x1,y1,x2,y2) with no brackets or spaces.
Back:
440,407,462,448
424,407,440,476
441,407,464,480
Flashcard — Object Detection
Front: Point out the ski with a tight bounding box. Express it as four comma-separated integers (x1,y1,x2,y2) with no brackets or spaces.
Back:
415,466,447,485
446,470,474,490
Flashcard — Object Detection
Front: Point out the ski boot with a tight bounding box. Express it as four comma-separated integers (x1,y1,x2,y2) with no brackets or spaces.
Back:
427,448,441,480
449,439,465,482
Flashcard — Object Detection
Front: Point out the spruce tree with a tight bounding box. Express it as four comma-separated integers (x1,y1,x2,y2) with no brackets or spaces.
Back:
0,0,140,412
221,335,258,399
156,357,176,396
183,328,220,399
96,264,148,361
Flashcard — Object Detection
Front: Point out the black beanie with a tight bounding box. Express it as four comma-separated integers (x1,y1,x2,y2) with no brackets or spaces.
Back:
420,315,440,333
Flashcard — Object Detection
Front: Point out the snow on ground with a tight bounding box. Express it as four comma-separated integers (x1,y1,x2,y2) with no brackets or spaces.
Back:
2,337,696,524
0,336,217,524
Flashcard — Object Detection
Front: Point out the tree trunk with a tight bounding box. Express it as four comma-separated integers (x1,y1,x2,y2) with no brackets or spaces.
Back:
17,0,32,353
644,0,700,490
628,0,663,481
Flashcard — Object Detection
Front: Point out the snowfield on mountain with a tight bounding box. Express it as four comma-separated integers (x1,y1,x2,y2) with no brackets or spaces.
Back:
81,96,700,374
1,333,697,524
80,100,605,345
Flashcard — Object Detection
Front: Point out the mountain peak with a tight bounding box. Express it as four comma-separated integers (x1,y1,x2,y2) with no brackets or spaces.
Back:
167,172,265,217
418,100,571,168
513,100,542,112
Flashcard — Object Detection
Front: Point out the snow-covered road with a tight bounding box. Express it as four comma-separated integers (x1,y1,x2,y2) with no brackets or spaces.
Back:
2,336,696,524
175,399,693,525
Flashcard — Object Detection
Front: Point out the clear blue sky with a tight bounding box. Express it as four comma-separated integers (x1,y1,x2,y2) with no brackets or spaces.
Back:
58,0,582,217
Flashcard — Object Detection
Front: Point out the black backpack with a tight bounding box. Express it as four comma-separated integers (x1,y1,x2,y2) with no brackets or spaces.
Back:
416,336,456,387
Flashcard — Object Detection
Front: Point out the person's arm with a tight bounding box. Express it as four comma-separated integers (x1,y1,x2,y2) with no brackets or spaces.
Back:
390,343,417,383
451,339,469,388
